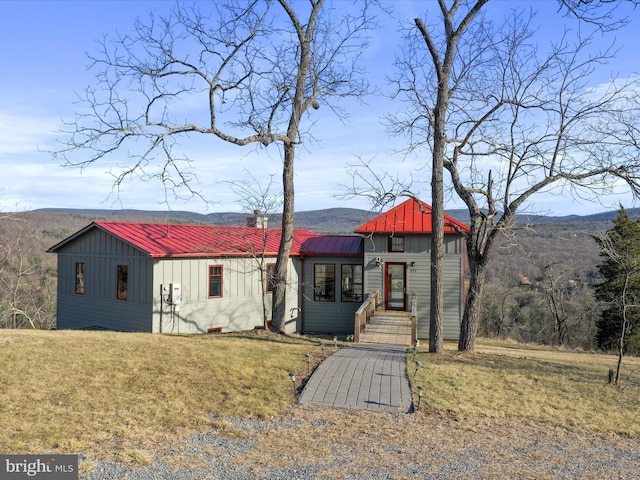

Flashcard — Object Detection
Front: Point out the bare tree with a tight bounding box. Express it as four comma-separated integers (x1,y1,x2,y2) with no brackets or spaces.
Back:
558,0,639,31
446,26,640,352
228,171,283,329
475,221,602,348
53,0,376,333
342,0,489,354
479,284,521,339
0,220,56,329
357,3,640,353
411,1,487,354
540,261,576,346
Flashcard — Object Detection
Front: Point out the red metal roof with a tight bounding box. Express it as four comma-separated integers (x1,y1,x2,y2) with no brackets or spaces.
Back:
49,221,321,258
300,236,363,256
47,200,468,257
353,198,470,235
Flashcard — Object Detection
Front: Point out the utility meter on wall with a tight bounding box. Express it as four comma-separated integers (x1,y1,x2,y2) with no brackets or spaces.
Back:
169,283,182,305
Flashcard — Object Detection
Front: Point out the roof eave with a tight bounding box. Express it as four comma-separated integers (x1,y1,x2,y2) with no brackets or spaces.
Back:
300,252,363,257
47,222,99,253
354,229,466,235
149,252,300,259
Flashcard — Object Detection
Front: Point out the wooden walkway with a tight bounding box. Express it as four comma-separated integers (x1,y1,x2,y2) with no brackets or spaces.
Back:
299,312,414,412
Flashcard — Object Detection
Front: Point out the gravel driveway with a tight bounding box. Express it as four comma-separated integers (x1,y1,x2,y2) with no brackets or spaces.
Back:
79,405,640,479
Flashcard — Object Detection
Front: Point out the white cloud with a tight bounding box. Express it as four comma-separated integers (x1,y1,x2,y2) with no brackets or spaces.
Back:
1,0,638,219
0,109,60,155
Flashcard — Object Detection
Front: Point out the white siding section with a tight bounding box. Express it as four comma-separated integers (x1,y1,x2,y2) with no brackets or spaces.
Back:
443,255,464,340
152,256,300,334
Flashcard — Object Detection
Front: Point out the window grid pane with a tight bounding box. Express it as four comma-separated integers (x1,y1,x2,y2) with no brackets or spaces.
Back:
209,265,223,298
266,263,276,293
389,236,405,252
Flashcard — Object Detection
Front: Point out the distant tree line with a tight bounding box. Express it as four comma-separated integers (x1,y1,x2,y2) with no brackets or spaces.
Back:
478,222,601,350
479,210,640,356
0,215,57,329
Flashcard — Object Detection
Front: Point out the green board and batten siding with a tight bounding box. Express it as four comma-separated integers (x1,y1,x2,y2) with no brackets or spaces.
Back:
55,227,153,331
301,256,362,334
362,234,465,341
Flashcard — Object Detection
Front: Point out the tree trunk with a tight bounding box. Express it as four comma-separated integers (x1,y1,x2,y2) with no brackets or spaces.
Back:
428,45,448,354
458,253,488,352
260,263,269,329
270,141,296,333
615,347,623,385
430,152,445,354
615,306,628,385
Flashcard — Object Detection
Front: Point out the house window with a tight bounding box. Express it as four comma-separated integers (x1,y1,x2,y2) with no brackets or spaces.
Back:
341,264,363,303
75,262,85,295
208,265,223,298
266,263,277,293
314,264,335,302
117,264,128,301
389,236,405,252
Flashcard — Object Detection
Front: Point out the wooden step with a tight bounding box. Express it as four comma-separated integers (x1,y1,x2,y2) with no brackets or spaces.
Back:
360,310,413,346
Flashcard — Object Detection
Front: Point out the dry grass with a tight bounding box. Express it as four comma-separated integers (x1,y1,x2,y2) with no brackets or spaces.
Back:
2,328,639,477
0,329,325,458
412,339,640,436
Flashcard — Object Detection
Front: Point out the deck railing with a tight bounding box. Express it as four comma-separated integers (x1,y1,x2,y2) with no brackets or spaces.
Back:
353,291,380,343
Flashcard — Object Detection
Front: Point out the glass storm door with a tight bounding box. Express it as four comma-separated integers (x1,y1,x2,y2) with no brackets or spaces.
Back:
385,262,406,310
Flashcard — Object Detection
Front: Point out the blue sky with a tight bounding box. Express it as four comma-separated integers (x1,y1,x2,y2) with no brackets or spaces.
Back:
1,0,638,215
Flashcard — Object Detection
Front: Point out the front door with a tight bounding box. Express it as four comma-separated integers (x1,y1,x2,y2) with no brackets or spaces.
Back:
385,262,406,310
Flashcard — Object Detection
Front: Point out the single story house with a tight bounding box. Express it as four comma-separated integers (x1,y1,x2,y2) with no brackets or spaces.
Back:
48,198,469,340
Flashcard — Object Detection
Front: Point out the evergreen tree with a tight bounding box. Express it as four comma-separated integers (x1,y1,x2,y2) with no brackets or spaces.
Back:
594,207,640,353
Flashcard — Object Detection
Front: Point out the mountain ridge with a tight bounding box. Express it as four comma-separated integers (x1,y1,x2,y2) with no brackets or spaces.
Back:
32,206,638,234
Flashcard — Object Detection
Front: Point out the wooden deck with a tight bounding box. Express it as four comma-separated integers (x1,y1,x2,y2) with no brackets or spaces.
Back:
358,310,413,346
